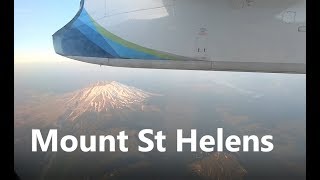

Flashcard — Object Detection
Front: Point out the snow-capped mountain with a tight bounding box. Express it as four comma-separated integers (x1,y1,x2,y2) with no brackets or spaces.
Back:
64,81,156,121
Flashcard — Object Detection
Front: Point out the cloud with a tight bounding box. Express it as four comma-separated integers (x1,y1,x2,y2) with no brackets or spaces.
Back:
210,79,264,99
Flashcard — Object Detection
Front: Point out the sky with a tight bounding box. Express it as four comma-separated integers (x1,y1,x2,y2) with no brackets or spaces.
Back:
14,0,79,63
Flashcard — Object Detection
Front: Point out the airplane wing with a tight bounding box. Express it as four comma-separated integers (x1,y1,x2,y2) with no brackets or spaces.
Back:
53,0,305,74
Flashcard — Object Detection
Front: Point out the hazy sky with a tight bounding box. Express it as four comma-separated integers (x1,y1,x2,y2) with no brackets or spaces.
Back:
14,0,79,58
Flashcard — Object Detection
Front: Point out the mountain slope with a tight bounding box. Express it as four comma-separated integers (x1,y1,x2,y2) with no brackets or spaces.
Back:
64,81,156,121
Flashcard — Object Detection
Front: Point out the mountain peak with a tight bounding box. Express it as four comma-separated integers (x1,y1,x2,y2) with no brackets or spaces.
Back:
65,81,156,121
93,81,117,86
